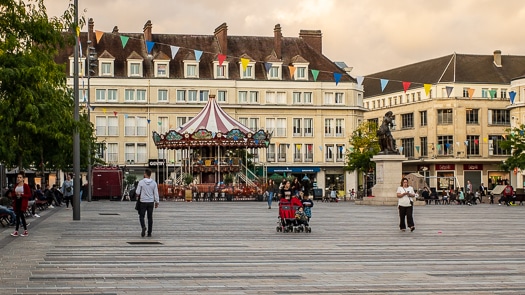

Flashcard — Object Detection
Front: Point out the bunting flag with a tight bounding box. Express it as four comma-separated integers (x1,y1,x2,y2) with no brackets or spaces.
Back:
467,88,475,99
170,46,180,59
102,108,107,114
240,58,250,71
158,121,162,125
489,89,497,99
445,143,450,149
445,86,453,98
218,54,226,66
415,146,420,153
146,41,155,54
75,25,80,37
510,91,516,104
95,30,104,43
339,146,344,152
296,144,301,151
288,66,296,79
349,147,354,152
311,69,319,81
356,76,364,87
113,111,118,116
483,137,487,143
456,141,459,146
147,119,151,124
120,36,129,48
474,138,479,145
124,114,129,119
424,84,432,97
319,146,323,152
334,73,342,85
398,146,404,153
264,62,272,73
359,147,364,153
380,79,389,92
402,81,411,93
194,50,203,62
464,140,469,146
437,144,441,151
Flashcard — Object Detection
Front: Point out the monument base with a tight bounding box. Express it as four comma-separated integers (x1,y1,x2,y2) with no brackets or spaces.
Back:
355,154,425,206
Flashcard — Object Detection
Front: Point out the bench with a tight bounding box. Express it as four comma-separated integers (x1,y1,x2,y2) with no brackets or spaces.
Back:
0,213,11,227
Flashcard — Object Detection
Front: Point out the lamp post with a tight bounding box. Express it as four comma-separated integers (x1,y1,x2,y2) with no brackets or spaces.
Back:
86,33,97,202
73,0,80,220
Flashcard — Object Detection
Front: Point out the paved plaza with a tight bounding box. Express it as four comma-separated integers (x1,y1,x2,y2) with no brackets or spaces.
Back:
1,199,524,294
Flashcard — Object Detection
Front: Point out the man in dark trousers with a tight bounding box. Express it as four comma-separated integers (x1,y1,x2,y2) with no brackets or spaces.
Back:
136,169,160,237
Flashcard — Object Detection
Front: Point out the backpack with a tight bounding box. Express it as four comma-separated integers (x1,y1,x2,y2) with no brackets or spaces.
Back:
504,186,512,195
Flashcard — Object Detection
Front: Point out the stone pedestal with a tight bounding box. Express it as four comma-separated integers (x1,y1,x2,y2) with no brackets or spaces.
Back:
356,154,406,206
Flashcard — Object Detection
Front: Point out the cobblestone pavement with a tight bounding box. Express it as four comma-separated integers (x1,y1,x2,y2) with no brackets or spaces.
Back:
1,200,524,295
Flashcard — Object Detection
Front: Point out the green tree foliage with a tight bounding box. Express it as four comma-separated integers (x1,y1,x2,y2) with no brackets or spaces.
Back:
0,0,95,171
345,121,380,173
500,124,525,172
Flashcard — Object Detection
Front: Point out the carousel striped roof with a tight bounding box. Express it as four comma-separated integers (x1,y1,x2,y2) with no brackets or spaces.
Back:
177,97,252,134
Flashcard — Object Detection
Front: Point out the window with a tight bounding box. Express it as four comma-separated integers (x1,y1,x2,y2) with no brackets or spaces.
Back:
335,119,344,137
217,90,227,102
325,144,334,162
304,118,313,136
420,111,427,126
125,89,135,102
489,109,510,125
186,64,198,78
401,138,414,158
336,145,345,162
501,89,507,99
155,62,169,77
199,90,209,102
177,117,188,128
420,137,428,157
401,113,414,129
107,143,118,163
296,67,306,79
241,64,254,79
125,143,136,163
158,117,169,134
107,117,118,136
324,92,334,104
158,89,168,102
466,135,480,155
95,143,105,160
137,117,147,136
95,116,107,136
248,118,258,132
188,90,197,102
368,118,379,130
216,65,226,78
268,65,281,80
304,92,312,104
335,93,344,104
276,92,286,104
176,90,185,102
136,90,146,102
101,62,112,76
239,91,247,103
125,116,136,136
249,91,258,103
293,92,301,104
130,62,141,76
324,119,333,137
294,144,302,162
266,92,275,104
107,89,117,102
265,118,275,135
239,118,248,127
482,88,488,98
266,144,276,162
137,143,147,163
437,109,453,124
437,135,454,156
305,144,313,162
466,109,479,124
276,118,287,137
293,118,302,136
462,88,469,98
278,144,287,162
489,135,510,155
95,89,106,102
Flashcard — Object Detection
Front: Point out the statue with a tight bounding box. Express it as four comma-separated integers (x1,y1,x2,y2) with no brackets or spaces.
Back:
377,111,399,154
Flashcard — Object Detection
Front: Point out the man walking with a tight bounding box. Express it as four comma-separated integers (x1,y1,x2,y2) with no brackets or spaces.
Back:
136,169,159,237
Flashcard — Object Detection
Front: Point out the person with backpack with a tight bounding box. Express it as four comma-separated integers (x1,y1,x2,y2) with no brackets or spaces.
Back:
502,182,514,206
61,173,74,209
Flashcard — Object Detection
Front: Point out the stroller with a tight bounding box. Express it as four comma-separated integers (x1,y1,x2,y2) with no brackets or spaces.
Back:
276,198,311,233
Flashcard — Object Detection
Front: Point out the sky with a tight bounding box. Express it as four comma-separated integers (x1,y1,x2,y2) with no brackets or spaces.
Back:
44,0,525,76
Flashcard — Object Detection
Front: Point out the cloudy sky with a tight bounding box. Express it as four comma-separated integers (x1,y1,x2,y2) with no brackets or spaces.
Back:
45,0,525,76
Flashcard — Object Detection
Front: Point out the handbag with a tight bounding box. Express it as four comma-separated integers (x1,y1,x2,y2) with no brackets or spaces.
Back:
134,194,141,211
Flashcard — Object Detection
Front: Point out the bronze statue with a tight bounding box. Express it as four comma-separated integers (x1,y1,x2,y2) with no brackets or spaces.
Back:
377,111,399,154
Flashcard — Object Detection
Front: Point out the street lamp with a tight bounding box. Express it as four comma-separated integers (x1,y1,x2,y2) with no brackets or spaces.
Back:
86,36,97,202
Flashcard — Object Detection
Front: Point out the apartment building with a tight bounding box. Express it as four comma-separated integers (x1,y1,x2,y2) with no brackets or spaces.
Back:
363,51,525,191
57,19,365,192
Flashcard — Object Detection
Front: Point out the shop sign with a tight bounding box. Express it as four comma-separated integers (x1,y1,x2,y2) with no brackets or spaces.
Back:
148,159,166,167
463,164,482,170
435,164,455,170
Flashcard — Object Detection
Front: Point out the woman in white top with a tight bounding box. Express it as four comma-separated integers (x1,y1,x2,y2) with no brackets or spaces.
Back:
396,177,415,232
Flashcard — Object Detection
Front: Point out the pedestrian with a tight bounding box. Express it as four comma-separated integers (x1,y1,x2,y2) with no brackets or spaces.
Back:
61,173,74,209
396,177,415,232
11,171,31,237
266,179,277,209
136,169,160,237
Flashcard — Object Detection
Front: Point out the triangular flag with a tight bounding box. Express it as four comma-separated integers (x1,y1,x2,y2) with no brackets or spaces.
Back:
240,58,250,71
489,89,497,99
483,137,487,143
445,86,453,98
356,76,364,87
319,146,323,152
288,66,296,79
510,91,516,104
95,30,104,43
264,62,272,73
464,140,469,146
146,41,155,54
147,119,151,124
415,146,420,153
113,111,118,116
102,108,107,114
334,73,342,85
398,146,404,153
120,36,129,48
218,54,226,66
402,81,411,93
359,147,364,153
311,69,319,81
437,144,441,151
424,84,432,97
170,46,179,59
474,139,479,145
124,114,129,119
380,79,389,92
468,88,475,99
158,121,162,126
194,50,203,62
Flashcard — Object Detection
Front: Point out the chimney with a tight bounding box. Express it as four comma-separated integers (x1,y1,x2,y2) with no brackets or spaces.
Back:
143,20,152,42
274,24,282,59
493,50,502,67
214,23,228,55
88,18,94,45
112,26,119,34
299,29,322,54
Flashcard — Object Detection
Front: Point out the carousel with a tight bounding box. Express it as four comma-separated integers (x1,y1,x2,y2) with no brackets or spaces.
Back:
152,95,272,200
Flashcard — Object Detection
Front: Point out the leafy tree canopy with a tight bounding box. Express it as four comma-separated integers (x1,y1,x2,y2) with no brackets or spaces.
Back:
345,121,380,173
500,124,525,172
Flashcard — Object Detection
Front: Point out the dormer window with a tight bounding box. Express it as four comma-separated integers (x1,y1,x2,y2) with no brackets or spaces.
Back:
267,62,283,80
68,56,86,77
154,62,169,78
184,61,199,78
126,51,144,77
240,61,256,79
293,64,309,81
213,61,229,79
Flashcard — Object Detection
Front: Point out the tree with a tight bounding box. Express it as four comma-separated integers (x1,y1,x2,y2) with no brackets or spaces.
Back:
500,124,525,172
0,0,96,172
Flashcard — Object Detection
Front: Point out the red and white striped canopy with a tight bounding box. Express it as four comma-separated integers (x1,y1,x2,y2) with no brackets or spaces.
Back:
178,97,252,134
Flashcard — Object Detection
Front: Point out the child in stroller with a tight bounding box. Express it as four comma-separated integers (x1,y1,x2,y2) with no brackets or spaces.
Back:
276,192,309,233
294,206,311,233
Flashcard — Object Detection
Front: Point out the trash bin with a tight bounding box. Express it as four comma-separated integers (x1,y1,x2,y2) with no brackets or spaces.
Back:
313,188,323,200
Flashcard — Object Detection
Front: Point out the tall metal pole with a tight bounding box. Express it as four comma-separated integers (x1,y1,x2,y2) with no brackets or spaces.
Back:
87,31,93,202
73,0,81,220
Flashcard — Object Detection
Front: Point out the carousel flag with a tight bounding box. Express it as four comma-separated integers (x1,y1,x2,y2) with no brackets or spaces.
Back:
147,119,151,124
464,140,469,146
